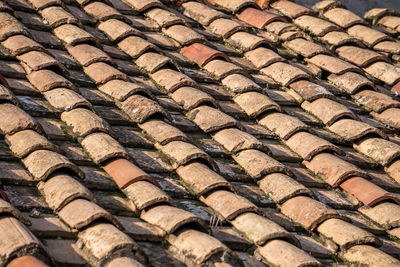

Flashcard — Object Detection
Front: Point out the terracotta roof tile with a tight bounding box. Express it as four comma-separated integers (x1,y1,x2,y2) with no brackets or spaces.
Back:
233,149,292,179
237,8,286,29
122,0,162,13
286,131,343,160
206,0,257,13
342,245,400,266
17,50,64,73
258,112,310,139
84,1,126,22
373,107,400,129
40,6,78,28
328,71,376,94
354,137,400,166
162,24,205,46
244,47,284,69
98,19,142,43
323,8,364,28
271,0,314,19
2,35,44,56
294,15,340,36
347,24,391,46
200,189,257,220
261,62,309,86
81,132,127,164
98,80,149,102
354,90,399,113
136,52,177,74
67,44,111,67
54,24,95,45
123,180,170,210
38,173,93,211
180,1,225,26
328,118,386,142
44,87,92,112
256,239,321,266
5,129,57,158
336,46,388,67
0,12,28,42
151,68,196,93
304,153,367,187
302,98,357,126
364,61,400,85
145,8,184,28
284,38,329,58
259,172,312,203
359,202,400,229
8,255,49,267
0,103,41,135
317,218,380,248
213,128,265,153
141,204,204,233
121,94,171,123
78,222,138,263
170,86,217,110
233,91,280,117
227,31,270,52
61,108,112,137
289,80,334,101
307,54,361,75
27,69,75,92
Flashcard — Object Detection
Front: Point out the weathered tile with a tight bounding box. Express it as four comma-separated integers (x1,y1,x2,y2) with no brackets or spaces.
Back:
342,245,400,266
123,180,170,210
82,133,128,165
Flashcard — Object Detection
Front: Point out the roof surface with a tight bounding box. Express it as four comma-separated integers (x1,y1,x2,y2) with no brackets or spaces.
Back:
0,0,399,266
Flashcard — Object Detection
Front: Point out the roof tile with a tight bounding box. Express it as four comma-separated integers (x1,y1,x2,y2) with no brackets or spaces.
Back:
0,12,28,41
84,1,126,22
181,43,229,67
141,205,204,233
342,245,400,266
294,15,340,36
281,195,340,230
320,31,364,47
8,256,49,267
168,229,228,264
187,105,241,133
203,59,244,80
40,6,78,28
156,140,216,169
213,128,266,153
105,257,143,267
118,36,159,59
38,173,93,211
354,137,400,166
98,19,142,42
328,118,386,141
340,176,400,206
336,46,388,67
5,129,57,158
0,217,42,263
233,149,292,179
81,132,127,164
302,98,357,126
59,198,121,229
244,47,284,69
23,149,84,180
232,212,295,246
26,0,60,10
373,40,400,54
139,119,187,145
170,86,217,110
323,8,364,28
354,90,399,113
27,69,75,92
136,52,176,74
260,62,309,86
317,218,380,248
1,34,44,56
144,31,180,49
206,0,257,13
207,18,243,39
84,62,127,85
233,91,280,118
237,8,286,29
259,173,312,203
258,112,310,140
0,103,41,135
44,87,92,112
289,80,334,101
347,24,391,46
221,74,261,94
200,189,257,220
151,68,196,93
67,44,111,67
373,107,400,129
256,239,321,266
145,8,184,28
177,162,232,196
286,131,343,160
0,198,30,225
98,79,149,102
54,24,95,45
328,71,376,94
78,223,137,262
307,54,361,74
61,108,112,137
17,50,64,73
121,94,171,123
162,25,206,46
123,181,170,210
285,38,328,58
122,0,162,12
304,153,367,187
271,0,314,18
364,61,400,85
227,31,270,52
359,202,400,229
180,1,225,26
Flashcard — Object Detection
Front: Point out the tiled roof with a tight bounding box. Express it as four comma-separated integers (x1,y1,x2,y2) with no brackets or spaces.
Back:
0,0,399,266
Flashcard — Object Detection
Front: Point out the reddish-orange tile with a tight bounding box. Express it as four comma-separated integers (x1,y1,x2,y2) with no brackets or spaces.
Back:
236,7,286,29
